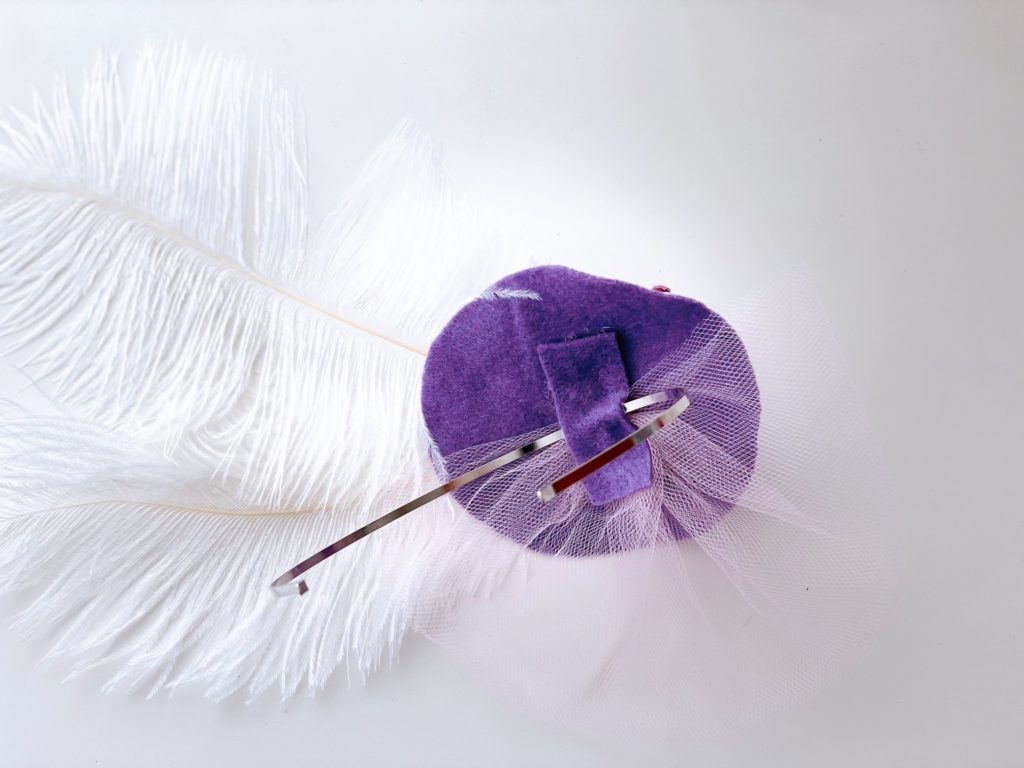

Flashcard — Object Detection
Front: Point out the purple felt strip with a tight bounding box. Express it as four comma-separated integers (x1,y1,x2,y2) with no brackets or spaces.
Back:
537,333,652,505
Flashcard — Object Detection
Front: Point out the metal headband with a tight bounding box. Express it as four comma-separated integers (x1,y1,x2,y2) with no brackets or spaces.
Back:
270,389,688,597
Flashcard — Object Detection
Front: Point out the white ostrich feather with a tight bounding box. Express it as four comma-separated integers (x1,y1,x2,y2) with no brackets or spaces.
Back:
0,409,450,699
0,43,519,697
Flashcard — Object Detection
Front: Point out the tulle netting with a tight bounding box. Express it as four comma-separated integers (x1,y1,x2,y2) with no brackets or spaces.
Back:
409,269,892,740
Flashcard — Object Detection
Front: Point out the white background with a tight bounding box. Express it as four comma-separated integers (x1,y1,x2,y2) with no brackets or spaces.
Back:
0,2,1022,766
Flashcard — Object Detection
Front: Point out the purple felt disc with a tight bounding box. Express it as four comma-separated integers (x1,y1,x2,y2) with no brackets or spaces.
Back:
420,265,759,556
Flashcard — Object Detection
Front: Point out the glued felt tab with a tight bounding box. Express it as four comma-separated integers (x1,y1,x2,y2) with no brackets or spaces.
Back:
537,332,652,505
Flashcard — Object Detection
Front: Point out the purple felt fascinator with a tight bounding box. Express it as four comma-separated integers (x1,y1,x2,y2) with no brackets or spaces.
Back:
420,265,759,555
272,264,889,741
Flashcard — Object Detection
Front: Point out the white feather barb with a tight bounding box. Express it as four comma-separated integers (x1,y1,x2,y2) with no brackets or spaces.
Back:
0,43,523,697
0,409,446,698
0,42,508,510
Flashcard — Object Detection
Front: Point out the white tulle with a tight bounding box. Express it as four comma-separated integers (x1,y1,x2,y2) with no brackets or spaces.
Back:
411,270,892,739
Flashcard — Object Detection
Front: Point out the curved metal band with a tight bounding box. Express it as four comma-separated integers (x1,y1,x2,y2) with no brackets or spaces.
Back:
270,388,686,597
537,393,690,501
